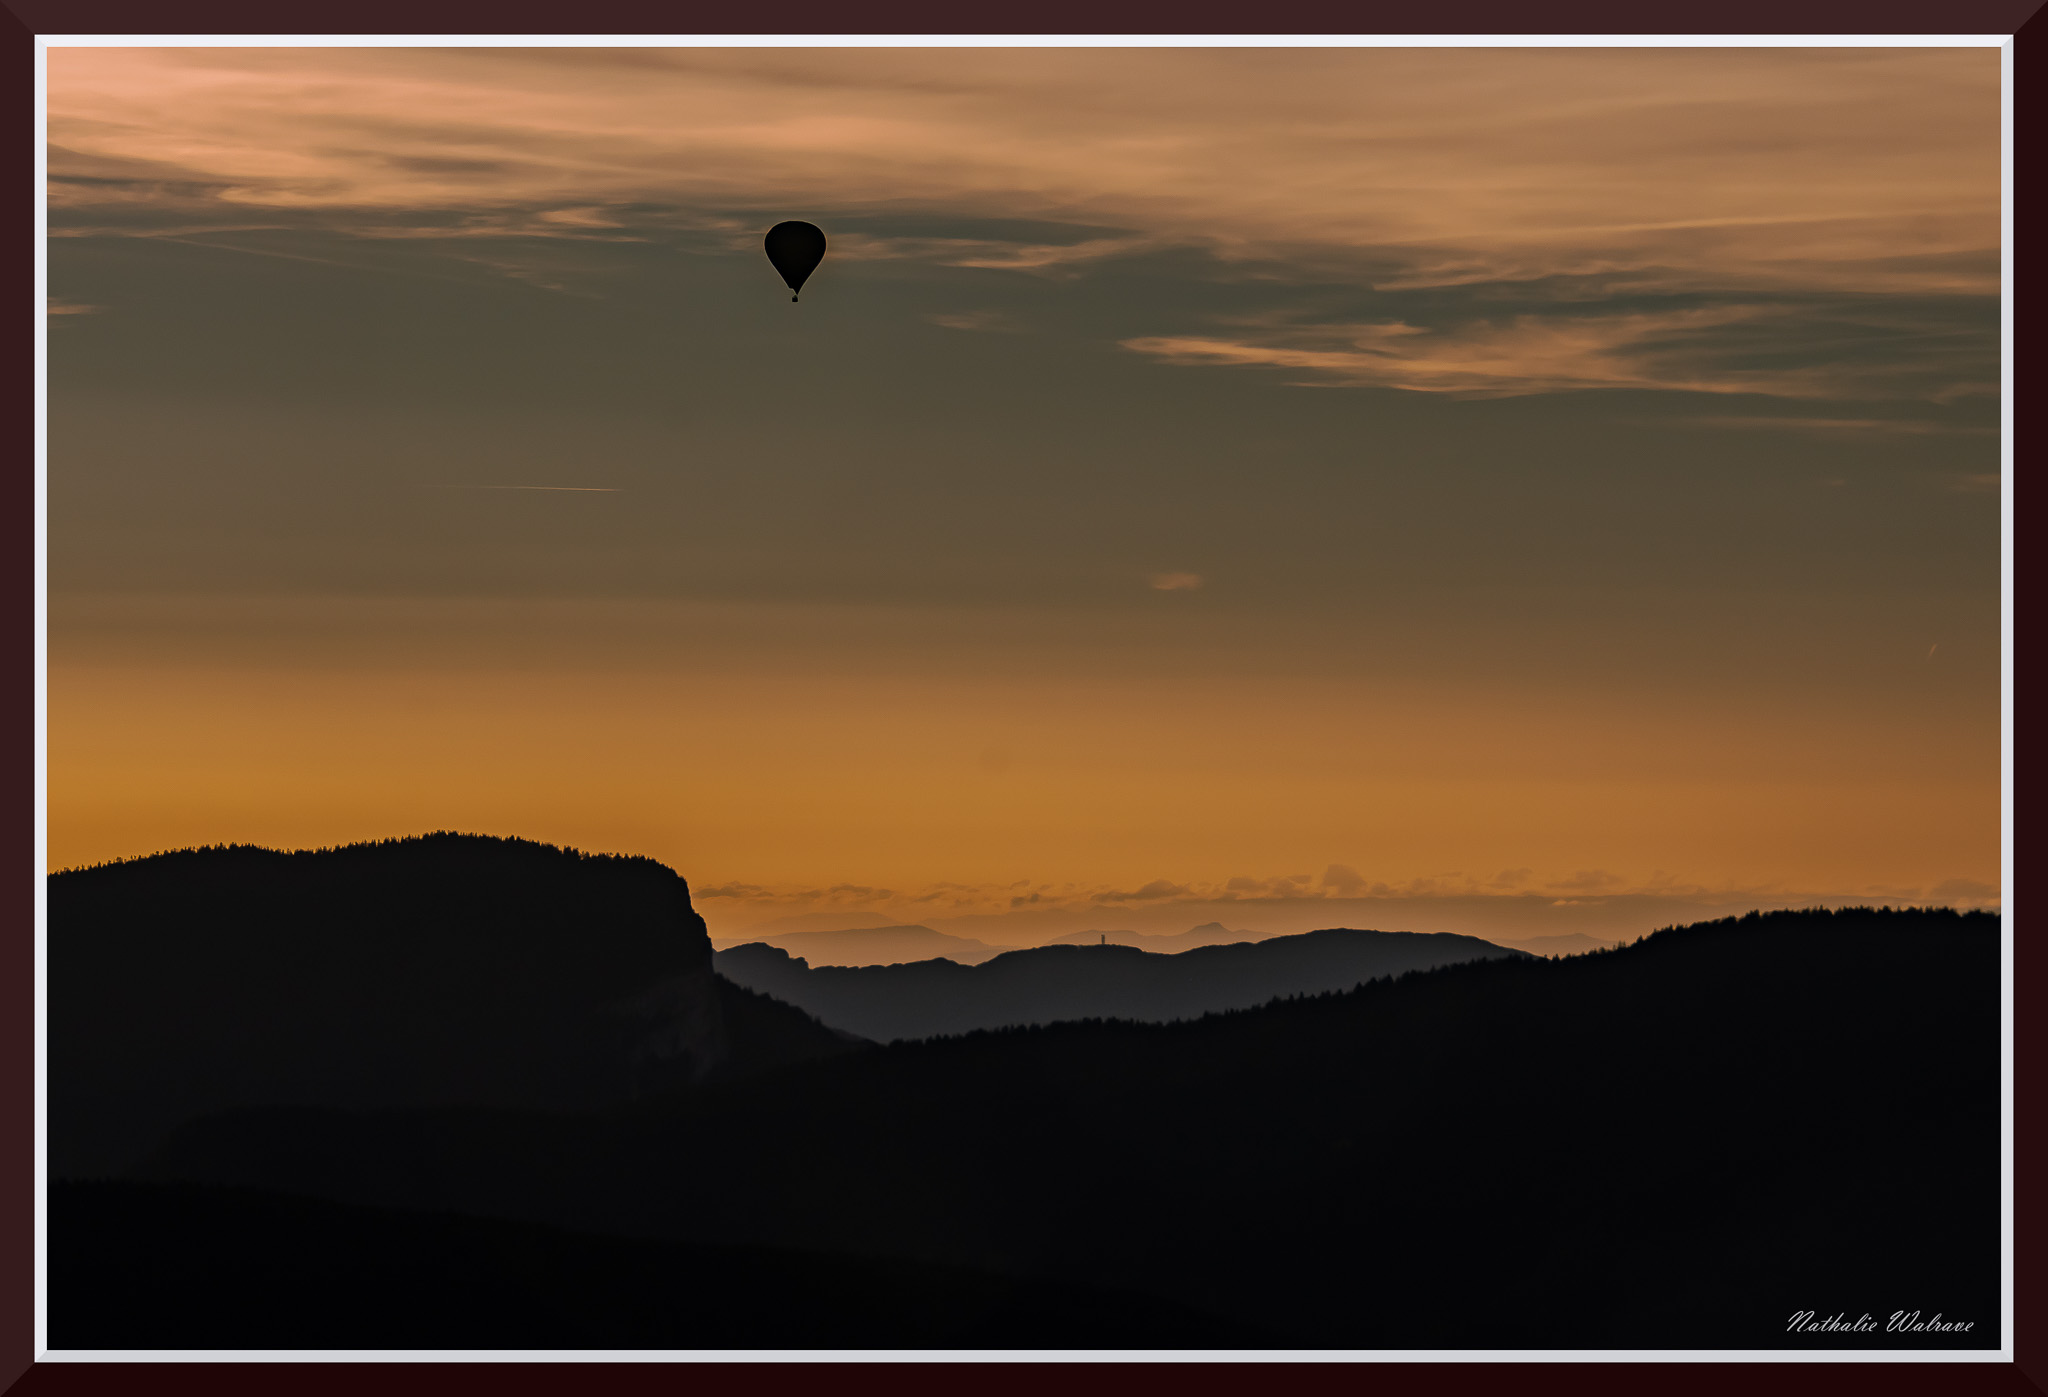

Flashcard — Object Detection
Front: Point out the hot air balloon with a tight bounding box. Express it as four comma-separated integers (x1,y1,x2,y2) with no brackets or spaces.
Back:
764,221,827,302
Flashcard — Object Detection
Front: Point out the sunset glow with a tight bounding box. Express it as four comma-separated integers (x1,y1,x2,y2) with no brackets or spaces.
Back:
46,45,2002,943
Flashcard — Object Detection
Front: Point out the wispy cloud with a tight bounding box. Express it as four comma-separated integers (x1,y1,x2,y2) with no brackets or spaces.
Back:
1126,308,1747,398
1124,304,1995,402
927,309,1022,333
1668,415,1999,437
48,48,1996,301
831,232,1154,273
46,49,1998,404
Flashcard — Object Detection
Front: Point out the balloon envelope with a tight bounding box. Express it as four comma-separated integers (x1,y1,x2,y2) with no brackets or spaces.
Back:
764,221,827,301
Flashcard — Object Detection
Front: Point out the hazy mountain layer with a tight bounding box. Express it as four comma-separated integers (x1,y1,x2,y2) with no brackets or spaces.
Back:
714,926,1528,1041
1039,922,1264,952
708,924,1016,967
1490,932,1625,957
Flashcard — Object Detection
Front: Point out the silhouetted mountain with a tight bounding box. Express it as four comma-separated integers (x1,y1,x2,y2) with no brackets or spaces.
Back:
1040,921,1264,952
53,1178,1276,1350
714,926,1527,1041
708,924,1017,967
1489,932,1622,957
119,907,2000,1349
48,833,856,1178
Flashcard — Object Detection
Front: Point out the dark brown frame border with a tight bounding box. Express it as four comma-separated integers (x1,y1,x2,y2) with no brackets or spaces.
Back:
12,4,2036,1393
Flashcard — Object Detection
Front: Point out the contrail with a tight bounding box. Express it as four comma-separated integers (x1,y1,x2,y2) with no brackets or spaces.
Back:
415,484,622,492
1926,643,1939,661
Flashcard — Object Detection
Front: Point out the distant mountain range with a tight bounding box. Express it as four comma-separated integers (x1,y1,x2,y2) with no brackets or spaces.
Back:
119,905,2001,1349
715,926,1529,1042
1039,921,1264,952
1488,932,1624,957
709,919,1614,969
708,924,1017,967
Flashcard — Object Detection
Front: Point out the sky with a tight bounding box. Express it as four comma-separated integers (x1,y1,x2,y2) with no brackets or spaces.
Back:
44,45,2004,943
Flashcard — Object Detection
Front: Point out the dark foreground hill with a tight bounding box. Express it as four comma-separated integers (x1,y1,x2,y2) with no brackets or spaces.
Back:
715,927,1528,1041
113,906,1999,1350
52,1179,1273,1350
49,834,858,1177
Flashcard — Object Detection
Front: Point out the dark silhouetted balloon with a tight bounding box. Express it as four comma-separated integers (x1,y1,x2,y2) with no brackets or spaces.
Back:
764,221,827,302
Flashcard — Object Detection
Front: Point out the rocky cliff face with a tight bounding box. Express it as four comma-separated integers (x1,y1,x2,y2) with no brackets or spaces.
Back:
49,833,727,1178
616,967,729,1096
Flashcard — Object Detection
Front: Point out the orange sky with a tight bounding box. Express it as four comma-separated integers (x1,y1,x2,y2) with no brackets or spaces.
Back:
44,46,2004,939
46,587,1999,938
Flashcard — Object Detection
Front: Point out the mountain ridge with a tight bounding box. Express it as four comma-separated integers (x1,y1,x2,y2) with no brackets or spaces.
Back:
48,832,854,1178
708,923,1017,966
715,924,1530,1042
1039,921,1264,952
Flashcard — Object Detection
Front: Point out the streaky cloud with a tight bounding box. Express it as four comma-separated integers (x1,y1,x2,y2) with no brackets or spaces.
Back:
49,47,1996,302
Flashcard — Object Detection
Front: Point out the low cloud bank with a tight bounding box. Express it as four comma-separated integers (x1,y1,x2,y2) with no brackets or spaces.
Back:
698,874,1999,947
